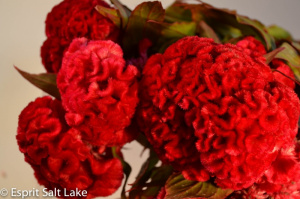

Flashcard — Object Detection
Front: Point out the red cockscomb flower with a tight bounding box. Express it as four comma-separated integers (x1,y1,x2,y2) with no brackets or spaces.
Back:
17,96,123,198
270,59,296,89
57,38,139,147
236,36,267,57
237,36,296,89
41,0,119,73
138,36,300,190
230,146,300,199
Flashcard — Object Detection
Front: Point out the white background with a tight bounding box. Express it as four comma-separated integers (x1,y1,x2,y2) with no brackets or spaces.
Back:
1,0,300,198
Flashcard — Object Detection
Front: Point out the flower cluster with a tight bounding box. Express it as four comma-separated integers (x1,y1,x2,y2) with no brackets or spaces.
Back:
57,38,139,146
17,97,123,198
138,36,300,190
41,0,119,73
236,36,296,89
16,0,300,198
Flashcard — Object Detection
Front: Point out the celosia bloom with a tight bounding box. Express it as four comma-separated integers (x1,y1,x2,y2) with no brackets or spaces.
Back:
237,36,296,89
57,38,139,147
236,36,267,57
270,59,296,89
138,36,300,190
17,96,123,198
41,0,119,73
230,146,300,198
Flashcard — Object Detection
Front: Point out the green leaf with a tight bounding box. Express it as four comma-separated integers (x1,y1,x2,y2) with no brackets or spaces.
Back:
198,20,221,43
292,41,300,54
95,5,121,27
128,150,173,199
165,174,233,199
112,147,132,199
149,21,196,53
263,47,285,65
275,42,300,80
267,25,292,41
168,2,276,50
110,0,130,28
155,21,197,39
236,15,276,50
136,132,152,149
15,66,60,99
165,2,192,22
122,1,165,57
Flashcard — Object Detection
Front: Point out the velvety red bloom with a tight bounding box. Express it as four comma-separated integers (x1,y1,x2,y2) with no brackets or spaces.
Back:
41,37,69,74
17,96,123,198
230,146,300,199
237,36,296,89
270,59,296,89
138,36,300,190
57,38,139,147
236,36,267,57
41,0,119,73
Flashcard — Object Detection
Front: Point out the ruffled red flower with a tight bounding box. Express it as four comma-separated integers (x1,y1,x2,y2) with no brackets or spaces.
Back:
57,38,139,147
237,36,296,89
230,146,300,199
236,36,267,57
270,59,296,89
41,0,119,73
17,96,123,198
138,36,300,190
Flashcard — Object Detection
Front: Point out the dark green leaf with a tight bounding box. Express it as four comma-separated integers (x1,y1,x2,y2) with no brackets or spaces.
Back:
263,47,285,65
112,147,132,199
165,174,233,199
267,25,292,41
149,21,196,53
165,2,192,22
275,42,300,80
95,5,121,27
152,21,196,39
110,0,130,28
136,133,152,149
236,15,276,50
15,66,60,99
128,149,173,199
168,2,276,50
198,20,221,43
122,1,165,57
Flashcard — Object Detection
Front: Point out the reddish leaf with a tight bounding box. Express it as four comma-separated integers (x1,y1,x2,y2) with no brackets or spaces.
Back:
95,5,121,27
263,47,285,64
122,1,165,57
110,0,130,28
275,42,300,80
15,66,60,99
165,174,233,199
166,2,276,50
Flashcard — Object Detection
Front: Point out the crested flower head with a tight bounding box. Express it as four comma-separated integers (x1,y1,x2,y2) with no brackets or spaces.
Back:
237,36,296,89
138,36,300,190
57,38,139,147
41,0,119,73
17,96,123,198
